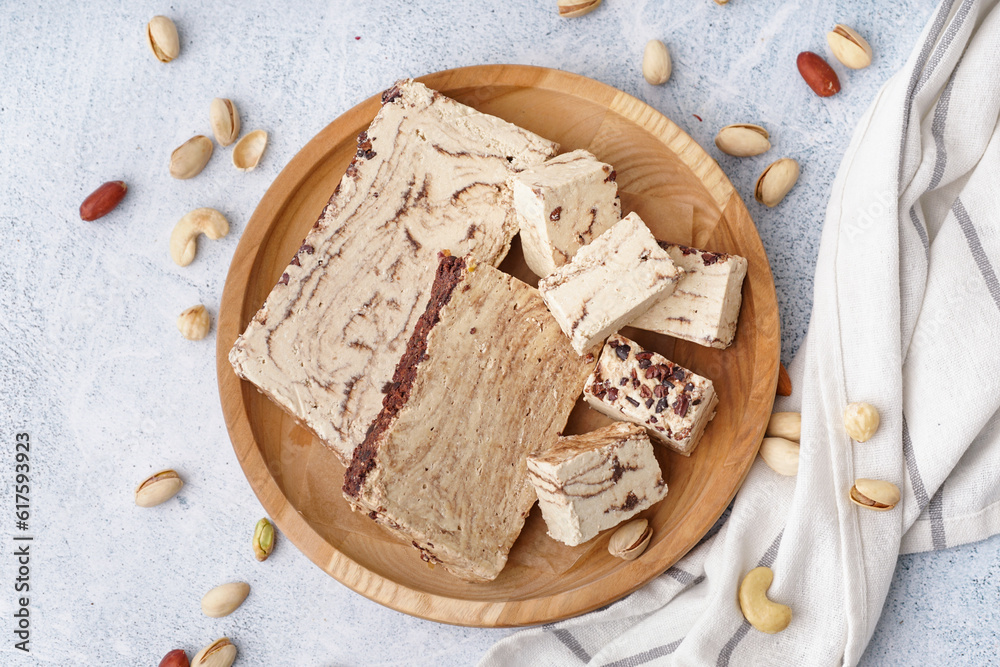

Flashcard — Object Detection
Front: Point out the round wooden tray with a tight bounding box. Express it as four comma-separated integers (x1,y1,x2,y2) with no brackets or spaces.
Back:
217,65,780,627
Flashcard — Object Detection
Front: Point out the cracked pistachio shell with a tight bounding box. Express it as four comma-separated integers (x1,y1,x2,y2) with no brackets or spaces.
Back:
253,517,275,561
850,479,900,511
608,519,652,560
755,158,799,207
209,98,241,147
146,16,179,63
192,638,236,667
170,135,214,180
232,130,268,172
558,0,602,18
135,470,183,507
827,24,873,69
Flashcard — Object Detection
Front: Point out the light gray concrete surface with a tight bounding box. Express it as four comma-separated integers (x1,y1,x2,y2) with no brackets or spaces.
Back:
0,1,996,665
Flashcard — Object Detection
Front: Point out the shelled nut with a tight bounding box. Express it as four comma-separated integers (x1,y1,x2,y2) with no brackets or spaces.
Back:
738,567,792,634
843,402,879,442
759,437,799,476
201,582,250,618
169,208,229,266
642,40,672,85
177,305,210,340
766,412,801,441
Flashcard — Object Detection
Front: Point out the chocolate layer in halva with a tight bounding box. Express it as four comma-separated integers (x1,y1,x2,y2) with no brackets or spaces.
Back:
344,256,595,582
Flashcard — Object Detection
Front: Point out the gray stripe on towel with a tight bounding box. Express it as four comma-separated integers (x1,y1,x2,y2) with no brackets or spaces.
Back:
918,0,975,91
928,485,947,550
902,418,931,512
601,639,684,667
954,198,1000,312
898,0,959,182
550,627,591,663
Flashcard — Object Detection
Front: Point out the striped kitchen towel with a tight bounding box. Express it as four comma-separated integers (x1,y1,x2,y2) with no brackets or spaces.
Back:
481,0,1000,664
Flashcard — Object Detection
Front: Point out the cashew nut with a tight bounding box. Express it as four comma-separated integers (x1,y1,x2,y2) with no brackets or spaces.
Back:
738,567,791,634
170,208,229,266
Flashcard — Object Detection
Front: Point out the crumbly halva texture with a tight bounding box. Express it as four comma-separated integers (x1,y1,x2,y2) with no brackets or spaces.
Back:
527,422,667,547
631,243,748,349
343,256,595,583
538,212,682,355
512,149,621,278
228,80,559,465
583,334,718,456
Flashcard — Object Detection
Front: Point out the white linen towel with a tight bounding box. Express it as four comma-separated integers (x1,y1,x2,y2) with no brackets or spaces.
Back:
481,0,1000,664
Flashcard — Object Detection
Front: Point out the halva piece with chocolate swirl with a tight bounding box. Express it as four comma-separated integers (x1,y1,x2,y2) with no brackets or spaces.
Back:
527,422,667,547
631,243,748,349
538,212,682,355
229,80,558,465
512,149,621,278
584,334,718,456
343,256,595,583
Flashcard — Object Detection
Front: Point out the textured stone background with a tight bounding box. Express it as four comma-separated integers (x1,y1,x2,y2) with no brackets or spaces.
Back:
1,0,997,665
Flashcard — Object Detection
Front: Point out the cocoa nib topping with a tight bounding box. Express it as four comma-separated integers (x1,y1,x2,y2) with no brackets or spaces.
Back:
645,398,654,408
635,351,654,361
469,327,476,334
290,255,300,266
649,415,658,423
638,358,652,369
550,206,562,222
639,385,652,399
702,252,721,266
605,169,617,183
299,243,315,254
672,367,686,381
692,398,702,405
625,396,640,407
619,377,628,386
608,339,620,348
673,394,690,417
678,244,698,256
381,84,403,104
685,382,694,392
632,378,640,389
278,272,289,285
606,387,619,401
653,384,668,398
615,344,631,361
655,397,668,413
357,131,368,144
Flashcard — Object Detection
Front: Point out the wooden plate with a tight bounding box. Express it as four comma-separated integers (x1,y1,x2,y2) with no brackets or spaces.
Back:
217,65,779,627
